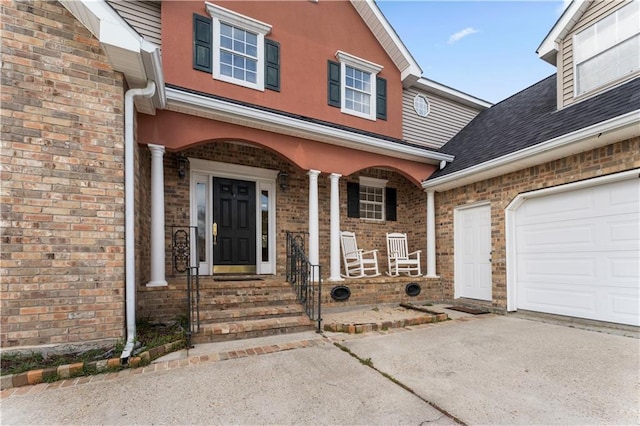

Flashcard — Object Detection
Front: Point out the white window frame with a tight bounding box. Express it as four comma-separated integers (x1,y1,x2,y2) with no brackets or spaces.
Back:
413,94,431,117
573,1,640,97
359,176,387,221
335,51,383,121
206,2,272,91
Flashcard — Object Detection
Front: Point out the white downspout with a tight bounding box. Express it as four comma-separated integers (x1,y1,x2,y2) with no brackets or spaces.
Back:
121,81,156,363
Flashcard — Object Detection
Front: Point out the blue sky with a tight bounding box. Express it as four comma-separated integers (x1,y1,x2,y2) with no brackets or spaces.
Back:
377,1,568,104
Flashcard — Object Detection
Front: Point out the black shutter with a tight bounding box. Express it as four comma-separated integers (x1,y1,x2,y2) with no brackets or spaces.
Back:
193,14,212,73
347,182,360,218
265,39,280,91
376,77,387,120
385,187,397,221
328,60,341,107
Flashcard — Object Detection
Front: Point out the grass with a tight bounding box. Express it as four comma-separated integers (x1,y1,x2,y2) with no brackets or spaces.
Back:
1,319,186,377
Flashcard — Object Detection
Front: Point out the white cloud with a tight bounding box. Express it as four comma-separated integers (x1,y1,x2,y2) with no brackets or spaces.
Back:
448,27,479,44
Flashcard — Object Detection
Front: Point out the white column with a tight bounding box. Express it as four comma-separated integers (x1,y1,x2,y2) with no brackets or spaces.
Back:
307,170,320,270
328,173,343,281
147,144,168,287
426,190,438,278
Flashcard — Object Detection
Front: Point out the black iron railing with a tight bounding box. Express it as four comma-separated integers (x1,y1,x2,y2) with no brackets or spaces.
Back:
185,266,200,347
169,226,200,346
286,231,322,332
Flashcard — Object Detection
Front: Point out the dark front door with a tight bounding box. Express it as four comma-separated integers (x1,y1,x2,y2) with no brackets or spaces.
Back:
212,178,256,274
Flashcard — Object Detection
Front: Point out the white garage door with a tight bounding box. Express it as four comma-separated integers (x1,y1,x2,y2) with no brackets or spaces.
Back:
514,177,639,326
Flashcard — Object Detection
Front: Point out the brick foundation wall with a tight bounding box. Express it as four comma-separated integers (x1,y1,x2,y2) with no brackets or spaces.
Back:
435,137,640,310
0,0,126,349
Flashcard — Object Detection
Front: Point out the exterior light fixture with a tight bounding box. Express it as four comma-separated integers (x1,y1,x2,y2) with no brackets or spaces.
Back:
177,155,188,179
277,171,289,191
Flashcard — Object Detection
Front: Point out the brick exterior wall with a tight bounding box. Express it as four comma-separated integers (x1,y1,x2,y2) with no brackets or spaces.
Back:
0,0,126,349
434,137,640,311
136,140,431,321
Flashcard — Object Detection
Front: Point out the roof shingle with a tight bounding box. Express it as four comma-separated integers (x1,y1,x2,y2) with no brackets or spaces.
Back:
429,76,640,179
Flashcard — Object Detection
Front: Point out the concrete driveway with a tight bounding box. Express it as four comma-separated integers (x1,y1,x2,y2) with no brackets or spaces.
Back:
2,315,638,425
0,332,455,426
338,315,640,425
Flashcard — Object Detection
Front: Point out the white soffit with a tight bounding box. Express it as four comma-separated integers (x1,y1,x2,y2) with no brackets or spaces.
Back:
166,87,453,165
537,0,592,65
59,0,165,114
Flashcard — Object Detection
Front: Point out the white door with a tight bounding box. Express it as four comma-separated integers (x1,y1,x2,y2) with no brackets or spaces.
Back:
455,204,492,301
514,177,639,325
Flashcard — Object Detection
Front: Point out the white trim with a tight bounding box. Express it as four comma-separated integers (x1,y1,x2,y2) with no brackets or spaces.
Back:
336,51,383,121
349,0,422,85
206,2,271,91
422,109,640,192
425,190,438,278
537,0,591,65
413,78,492,109
504,168,640,312
58,0,165,114
188,159,279,275
336,51,383,74
205,2,272,35
166,86,454,165
413,94,430,118
359,176,388,187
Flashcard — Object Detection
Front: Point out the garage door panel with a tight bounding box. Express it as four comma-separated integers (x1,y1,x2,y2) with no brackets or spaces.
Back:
519,251,638,287
519,255,596,281
518,282,596,312
513,176,639,326
518,213,638,253
608,290,640,325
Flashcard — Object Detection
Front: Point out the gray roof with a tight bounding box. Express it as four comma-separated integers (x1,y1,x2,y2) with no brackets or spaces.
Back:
429,76,640,179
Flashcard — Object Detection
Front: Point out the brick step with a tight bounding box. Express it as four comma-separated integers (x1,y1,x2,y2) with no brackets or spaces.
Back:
199,286,295,297
200,293,299,310
200,279,291,290
198,304,306,323
192,316,316,344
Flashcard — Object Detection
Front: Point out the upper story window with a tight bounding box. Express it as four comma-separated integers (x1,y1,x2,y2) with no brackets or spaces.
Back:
328,51,386,121
193,3,280,92
574,1,639,96
219,23,259,85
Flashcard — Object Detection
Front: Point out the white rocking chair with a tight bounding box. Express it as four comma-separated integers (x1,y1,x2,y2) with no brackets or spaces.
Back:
340,231,381,278
386,232,422,277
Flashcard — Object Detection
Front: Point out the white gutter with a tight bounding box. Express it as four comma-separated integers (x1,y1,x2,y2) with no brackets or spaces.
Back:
422,109,640,192
121,81,156,363
166,87,454,165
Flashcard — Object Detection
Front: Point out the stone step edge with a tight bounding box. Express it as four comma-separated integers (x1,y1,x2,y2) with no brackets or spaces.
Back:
0,337,325,397
197,316,314,336
323,312,448,333
0,339,185,391
198,305,305,318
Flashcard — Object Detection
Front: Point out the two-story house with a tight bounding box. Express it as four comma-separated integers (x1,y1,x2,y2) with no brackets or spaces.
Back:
1,0,488,354
3,0,636,358
423,0,639,327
